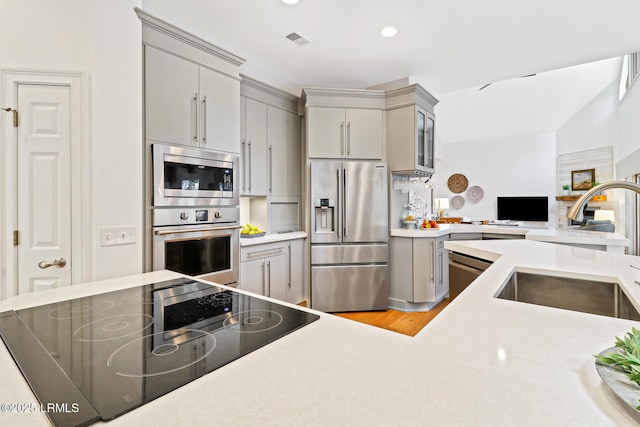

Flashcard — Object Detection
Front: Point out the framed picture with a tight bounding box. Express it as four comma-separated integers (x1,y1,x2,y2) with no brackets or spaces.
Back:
571,168,595,191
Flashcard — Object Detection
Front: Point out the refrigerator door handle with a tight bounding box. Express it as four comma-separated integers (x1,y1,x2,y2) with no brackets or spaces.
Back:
336,168,342,238
343,168,348,237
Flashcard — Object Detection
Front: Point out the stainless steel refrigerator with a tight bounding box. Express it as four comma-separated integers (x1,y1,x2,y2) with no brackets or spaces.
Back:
310,161,388,312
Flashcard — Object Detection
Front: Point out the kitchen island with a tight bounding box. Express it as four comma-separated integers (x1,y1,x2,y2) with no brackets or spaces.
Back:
2,240,640,426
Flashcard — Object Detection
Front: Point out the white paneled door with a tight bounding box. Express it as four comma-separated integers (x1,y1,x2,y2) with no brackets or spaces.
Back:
17,84,72,293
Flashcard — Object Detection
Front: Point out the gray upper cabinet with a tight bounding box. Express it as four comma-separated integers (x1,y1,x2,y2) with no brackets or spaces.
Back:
306,107,382,159
138,9,244,153
241,76,302,199
267,106,301,197
240,97,267,196
199,66,240,154
385,84,438,176
145,46,199,147
302,88,386,160
145,46,240,153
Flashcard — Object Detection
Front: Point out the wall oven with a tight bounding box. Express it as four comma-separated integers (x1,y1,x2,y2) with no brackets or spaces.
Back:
152,144,239,206
153,207,240,286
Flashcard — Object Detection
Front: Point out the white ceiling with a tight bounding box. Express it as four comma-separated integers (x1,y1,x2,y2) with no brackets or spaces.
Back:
141,0,640,142
435,57,622,144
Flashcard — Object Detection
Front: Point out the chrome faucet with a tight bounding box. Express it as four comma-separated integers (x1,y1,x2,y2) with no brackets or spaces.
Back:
566,180,640,222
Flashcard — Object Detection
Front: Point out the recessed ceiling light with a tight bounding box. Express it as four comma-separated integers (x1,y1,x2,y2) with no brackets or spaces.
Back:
380,26,398,38
281,0,299,4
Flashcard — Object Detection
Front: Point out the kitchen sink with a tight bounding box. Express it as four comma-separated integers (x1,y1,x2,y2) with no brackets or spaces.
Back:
495,271,640,320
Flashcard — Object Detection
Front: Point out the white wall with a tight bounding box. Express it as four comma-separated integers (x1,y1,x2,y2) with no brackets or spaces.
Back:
557,76,640,169
91,2,143,280
0,0,144,282
433,132,557,221
556,72,640,240
556,80,620,157
615,77,640,163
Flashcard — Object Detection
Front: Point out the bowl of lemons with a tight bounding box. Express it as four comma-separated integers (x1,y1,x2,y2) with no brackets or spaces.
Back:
240,223,266,238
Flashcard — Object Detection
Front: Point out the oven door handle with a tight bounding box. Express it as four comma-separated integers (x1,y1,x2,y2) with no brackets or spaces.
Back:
154,225,242,235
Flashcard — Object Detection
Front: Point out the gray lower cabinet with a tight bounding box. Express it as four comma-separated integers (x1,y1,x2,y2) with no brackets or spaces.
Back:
240,253,286,300
239,239,305,305
390,236,449,304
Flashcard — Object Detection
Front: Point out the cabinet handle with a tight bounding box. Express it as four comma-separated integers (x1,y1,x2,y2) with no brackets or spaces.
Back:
248,140,252,192
192,93,198,143
201,95,207,145
439,251,443,285
340,121,344,155
261,261,265,295
246,247,284,258
241,139,246,192
430,241,435,282
287,243,291,289
267,260,271,297
268,145,273,193
347,121,351,156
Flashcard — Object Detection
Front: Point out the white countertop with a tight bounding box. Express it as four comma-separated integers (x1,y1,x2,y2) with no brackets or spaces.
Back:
3,242,640,426
239,231,307,247
392,223,629,248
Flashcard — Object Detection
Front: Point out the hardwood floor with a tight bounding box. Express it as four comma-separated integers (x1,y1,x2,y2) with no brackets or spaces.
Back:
333,298,451,337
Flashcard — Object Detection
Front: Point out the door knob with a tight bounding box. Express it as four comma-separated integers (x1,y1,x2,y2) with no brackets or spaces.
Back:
38,257,67,269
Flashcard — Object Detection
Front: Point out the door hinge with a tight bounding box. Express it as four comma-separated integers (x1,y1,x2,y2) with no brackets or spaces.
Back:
13,230,19,246
2,107,18,127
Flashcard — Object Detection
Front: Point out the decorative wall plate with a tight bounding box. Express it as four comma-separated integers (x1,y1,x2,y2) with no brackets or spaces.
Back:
450,195,465,209
466,185,484,202
447,174,469,193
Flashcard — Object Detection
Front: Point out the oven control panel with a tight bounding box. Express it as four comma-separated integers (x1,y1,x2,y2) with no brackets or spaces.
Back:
153,206,239,226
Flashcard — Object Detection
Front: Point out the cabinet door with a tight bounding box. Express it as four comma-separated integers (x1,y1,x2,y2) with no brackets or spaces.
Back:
412,238,435,303
241,98,267,195
307,107,345,158
145,46,199,146
266,253,287,301
287,240,305,304
434,237,449,301
425,111,435,172
240,258,265,296
345,108,383,159
267,106,301,197
199,66,240,153
416,107,426,170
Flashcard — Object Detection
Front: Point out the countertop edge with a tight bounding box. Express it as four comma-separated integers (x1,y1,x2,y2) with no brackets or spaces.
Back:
239,231,307,246
391,225,629,246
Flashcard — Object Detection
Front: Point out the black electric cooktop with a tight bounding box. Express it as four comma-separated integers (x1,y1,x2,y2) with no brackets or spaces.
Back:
0,278,319,427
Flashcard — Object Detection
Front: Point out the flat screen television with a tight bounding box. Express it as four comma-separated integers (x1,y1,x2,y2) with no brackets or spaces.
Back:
497,196,549,221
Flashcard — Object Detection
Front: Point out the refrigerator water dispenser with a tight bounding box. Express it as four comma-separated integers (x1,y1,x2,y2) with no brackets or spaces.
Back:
314,198,335,234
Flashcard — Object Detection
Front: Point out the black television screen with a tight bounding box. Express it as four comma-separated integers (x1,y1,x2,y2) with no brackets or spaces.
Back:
497,196,549,221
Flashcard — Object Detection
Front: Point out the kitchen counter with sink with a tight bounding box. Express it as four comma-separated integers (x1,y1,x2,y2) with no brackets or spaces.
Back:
2,240,640,426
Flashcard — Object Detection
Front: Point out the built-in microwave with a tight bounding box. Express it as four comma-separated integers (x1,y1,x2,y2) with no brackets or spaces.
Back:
152,144,239,207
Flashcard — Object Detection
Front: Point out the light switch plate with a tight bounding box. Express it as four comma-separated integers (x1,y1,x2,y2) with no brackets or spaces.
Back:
100,226,136,246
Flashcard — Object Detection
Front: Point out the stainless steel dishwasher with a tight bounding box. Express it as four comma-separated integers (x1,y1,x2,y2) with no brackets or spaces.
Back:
449,252,492,299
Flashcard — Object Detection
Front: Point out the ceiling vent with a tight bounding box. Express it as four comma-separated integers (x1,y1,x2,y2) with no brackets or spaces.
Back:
286,32,311,46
